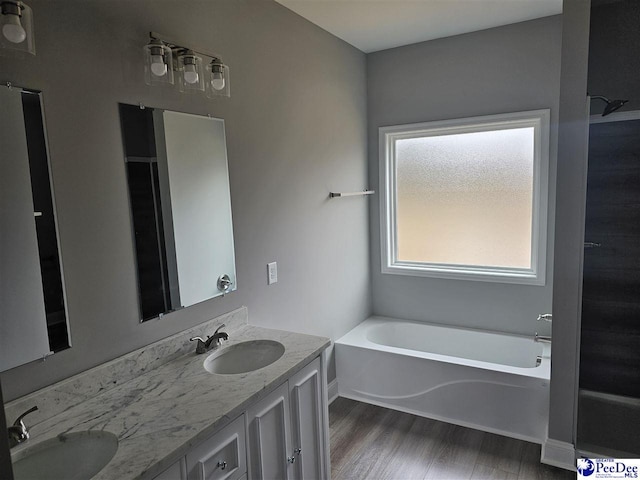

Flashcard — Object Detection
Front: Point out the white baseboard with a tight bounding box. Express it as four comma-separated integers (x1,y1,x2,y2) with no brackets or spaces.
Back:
542,438,576,471
328,379,339,404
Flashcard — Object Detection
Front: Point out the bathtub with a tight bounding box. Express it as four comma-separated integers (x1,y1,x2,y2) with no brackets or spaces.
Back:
335,316,551,443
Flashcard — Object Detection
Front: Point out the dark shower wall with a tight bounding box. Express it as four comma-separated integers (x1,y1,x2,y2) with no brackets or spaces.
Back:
580,0,640,398
580,119,640,398
580,0,640,397
576,0,640,456
588,0,640,114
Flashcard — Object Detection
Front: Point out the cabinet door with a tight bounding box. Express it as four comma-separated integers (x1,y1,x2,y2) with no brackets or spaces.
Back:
246,382,293,480
186,414,246,480
289,357,325,480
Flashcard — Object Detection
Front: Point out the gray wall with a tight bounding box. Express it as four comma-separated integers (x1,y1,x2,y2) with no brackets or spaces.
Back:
0,0,370,401
549,0,591,446
367,16,562,336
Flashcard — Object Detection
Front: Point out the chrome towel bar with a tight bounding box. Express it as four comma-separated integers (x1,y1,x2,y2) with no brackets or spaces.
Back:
329,190,375,198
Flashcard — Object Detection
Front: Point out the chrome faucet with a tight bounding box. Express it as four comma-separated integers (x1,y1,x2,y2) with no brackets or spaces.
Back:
534,313,552,343
190,324,229,354
7,406,38,449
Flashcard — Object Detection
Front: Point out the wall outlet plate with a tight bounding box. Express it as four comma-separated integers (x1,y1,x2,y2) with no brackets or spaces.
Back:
267,262,277,285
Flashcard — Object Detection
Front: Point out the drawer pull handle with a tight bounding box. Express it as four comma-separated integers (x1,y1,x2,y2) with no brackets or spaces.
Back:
294,448,302,455
287,456,296,464
217,461,227,470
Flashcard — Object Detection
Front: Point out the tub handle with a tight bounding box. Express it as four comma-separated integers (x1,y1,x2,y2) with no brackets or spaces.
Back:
537,314,552,323
534,333,552,343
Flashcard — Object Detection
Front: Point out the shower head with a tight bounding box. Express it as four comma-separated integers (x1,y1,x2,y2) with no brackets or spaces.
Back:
590,95,629,116
603,98,629,116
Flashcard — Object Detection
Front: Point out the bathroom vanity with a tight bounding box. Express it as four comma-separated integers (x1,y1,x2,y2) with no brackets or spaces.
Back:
2,88,331,479
156,357,325,480
5,307,331,479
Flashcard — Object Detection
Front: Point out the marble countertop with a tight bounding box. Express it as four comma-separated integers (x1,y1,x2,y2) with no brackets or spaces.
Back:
9,320,330,479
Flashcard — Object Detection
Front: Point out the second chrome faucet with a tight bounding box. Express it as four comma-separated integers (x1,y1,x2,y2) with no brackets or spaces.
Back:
7,406,38,449
534,313,552,343
190,324,229,354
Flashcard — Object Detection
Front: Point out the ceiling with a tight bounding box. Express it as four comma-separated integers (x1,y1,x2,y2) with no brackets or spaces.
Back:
275,0,563,53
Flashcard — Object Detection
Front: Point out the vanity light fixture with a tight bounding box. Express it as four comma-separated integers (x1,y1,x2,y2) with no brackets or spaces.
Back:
0,1,35,55
206,57,230,98
143,38,174,85
177,49,204,93
143,32,230,98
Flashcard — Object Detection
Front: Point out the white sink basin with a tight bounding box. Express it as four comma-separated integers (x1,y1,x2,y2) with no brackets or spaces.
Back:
204,340,285,375
12,430,118,480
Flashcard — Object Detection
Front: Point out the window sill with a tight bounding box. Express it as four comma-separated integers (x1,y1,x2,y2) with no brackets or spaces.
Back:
382,262,546,286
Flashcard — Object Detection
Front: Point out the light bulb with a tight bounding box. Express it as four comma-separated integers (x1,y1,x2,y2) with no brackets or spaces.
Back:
2,14,26,43
211,72,225,90
150,54,167,76
183,64,198,84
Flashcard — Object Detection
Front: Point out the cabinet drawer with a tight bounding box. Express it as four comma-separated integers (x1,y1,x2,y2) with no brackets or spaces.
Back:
186,414,246,480
154,458,186,480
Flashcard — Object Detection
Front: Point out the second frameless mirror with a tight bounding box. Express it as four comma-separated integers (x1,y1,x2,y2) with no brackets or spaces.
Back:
1,86,70,372
119,104,236,322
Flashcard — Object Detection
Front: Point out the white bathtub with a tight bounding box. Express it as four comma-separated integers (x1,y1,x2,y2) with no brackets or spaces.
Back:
335,316,551,443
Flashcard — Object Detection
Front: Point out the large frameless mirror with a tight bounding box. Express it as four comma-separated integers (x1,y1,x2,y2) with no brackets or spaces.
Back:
0,86,70,372
119,104,237,322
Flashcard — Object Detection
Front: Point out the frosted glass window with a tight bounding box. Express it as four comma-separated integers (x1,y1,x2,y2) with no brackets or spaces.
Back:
396,128,534,268
380,110,550,284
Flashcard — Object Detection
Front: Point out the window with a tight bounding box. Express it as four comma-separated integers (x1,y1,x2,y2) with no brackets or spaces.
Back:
380,110,550,285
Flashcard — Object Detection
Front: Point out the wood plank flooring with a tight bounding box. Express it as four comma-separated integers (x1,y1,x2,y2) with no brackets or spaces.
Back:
329,397,575,480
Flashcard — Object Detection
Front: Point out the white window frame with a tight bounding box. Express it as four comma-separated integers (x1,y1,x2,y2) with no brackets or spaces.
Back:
379,109,550,285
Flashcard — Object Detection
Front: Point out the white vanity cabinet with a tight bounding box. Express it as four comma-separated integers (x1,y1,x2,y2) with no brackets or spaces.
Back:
246,382,293,479
246,357,326,480
152,355,328,480
289,358,326,480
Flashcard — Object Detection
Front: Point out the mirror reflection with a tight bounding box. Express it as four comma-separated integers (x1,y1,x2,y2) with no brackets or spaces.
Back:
119,104,236,322
0,86,70,372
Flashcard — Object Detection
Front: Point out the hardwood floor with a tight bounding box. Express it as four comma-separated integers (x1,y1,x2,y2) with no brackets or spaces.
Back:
329,398,574,480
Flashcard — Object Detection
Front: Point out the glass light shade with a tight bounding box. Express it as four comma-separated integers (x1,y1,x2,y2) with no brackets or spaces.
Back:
206,61,230,98
0,1,35,55
178,51,204,93
144,40,174,86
